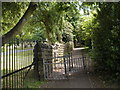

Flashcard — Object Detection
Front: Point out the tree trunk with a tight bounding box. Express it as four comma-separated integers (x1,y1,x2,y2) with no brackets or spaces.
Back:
2,2,37,45
43,21,53,44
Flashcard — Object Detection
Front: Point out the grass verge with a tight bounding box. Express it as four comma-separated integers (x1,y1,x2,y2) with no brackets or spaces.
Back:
24,69,47,88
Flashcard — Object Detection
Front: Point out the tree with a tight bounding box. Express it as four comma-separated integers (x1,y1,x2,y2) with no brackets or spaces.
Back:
2,2,37,45
2,2,29,35
28,2,80,44
27,2,64,44
85,2,120,80
77,2,120,79
2,1,83,45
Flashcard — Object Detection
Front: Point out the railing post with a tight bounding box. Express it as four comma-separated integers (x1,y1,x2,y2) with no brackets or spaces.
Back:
63,57,67,75
82,49,86,71
68,54,71,71
70,52,73,68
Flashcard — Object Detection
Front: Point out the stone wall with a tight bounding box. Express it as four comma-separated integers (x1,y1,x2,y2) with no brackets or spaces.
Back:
53,43,65,57
64,41,74,55
33,42,74,80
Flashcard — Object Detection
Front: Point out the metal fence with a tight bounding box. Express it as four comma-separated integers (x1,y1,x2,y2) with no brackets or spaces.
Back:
43,54,87,80
43,55,70,80
1,38,36,88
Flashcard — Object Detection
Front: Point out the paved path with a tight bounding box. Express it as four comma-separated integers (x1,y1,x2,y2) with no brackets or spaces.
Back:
40,48,93,88
41,72,92,88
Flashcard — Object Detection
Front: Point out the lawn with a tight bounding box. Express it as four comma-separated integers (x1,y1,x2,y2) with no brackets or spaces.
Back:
1,47,34,72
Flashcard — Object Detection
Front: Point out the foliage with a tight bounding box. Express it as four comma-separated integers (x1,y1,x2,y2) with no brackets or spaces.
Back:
62,20,73,43
89,2,120,81
72,3,98,48
77,2,120,81
26,2,80,44
24,2,64,44
2,2,80,44
2,2,29,35
77,13,95,48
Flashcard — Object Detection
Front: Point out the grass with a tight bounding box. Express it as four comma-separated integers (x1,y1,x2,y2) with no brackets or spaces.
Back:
24,69,47,88
1,68,47,88
1,46,38,88
1,46,33,52
2,69,27,88
1,47,33,71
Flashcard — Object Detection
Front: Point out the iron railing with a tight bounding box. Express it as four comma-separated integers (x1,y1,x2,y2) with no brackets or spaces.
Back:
1,38,36,88
43,53,87,80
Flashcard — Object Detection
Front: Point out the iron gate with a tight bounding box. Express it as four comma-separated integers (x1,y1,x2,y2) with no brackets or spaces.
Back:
43,54,86,80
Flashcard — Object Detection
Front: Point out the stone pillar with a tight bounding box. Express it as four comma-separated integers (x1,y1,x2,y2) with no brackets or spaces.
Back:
33,42,44,80
33,42,53,80
33,42,40,80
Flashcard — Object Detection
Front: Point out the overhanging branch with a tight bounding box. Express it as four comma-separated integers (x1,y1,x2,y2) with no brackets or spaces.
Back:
2,2,37,45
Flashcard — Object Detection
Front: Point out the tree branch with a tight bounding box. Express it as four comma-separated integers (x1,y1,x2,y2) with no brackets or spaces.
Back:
2,2,37,45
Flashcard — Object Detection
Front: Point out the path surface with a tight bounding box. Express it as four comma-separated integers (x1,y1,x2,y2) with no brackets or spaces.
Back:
40,48,93,88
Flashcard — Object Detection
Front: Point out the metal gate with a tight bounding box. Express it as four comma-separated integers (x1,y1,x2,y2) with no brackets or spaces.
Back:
43,54,86,80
